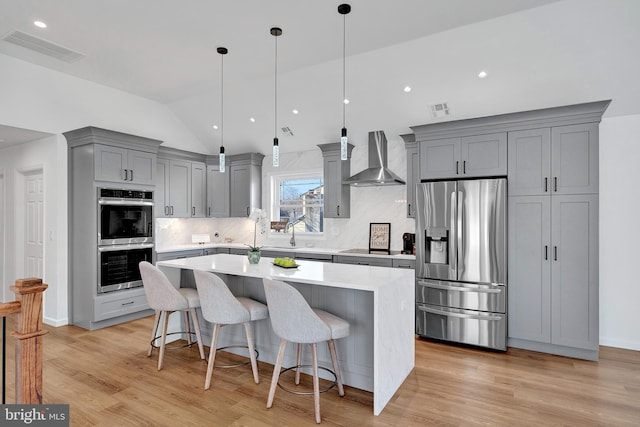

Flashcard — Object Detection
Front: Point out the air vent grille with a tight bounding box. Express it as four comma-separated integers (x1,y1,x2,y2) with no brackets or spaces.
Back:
430,102,451,119
2,30,85,63
281,126,294,136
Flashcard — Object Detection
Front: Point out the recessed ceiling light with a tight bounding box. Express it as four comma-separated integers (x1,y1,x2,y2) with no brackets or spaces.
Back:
249,117,256,123
343,98,350,105
478,70,488,79
212,125,219,130
292,109,299,115
34,20,47,28
403,86,412,93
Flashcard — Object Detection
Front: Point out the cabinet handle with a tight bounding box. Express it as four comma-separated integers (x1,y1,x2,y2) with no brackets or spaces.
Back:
456,161,459,175
192,207,195,216
208,207,211,216
463,160,466,174
407,203,411,216
554,246,558,261
121,301,135,306
544,177,548,192
544,245,548,260
246,207,250,216
170,206,174,216
130,169,133,181
122,169,128,181
337,205,340,216
554,177,558,192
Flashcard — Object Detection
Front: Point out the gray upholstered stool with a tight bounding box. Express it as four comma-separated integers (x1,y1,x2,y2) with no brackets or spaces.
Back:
263,278,350,424
194,269,269,390
139,261,205,370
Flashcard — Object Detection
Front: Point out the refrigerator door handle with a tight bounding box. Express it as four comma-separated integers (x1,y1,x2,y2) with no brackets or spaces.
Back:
450,190,457,275
417,305,503,321
457,190,464,278
417,280,503,294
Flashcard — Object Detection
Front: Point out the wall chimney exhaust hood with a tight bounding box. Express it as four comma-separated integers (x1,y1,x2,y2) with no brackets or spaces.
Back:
343,130,406,186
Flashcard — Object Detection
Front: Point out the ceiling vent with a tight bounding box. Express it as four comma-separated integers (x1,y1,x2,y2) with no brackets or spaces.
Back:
1,30,85,63
430,102,450,119
281,126,294,137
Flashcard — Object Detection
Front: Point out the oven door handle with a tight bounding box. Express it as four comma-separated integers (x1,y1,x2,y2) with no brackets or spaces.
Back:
98,199,154,206
417,305,503,321
98,243,155,252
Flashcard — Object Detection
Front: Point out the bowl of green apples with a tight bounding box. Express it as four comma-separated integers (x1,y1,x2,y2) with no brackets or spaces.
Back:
273,257,298,268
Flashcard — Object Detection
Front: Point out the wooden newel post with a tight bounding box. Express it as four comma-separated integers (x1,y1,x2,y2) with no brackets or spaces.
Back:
10,278,48,404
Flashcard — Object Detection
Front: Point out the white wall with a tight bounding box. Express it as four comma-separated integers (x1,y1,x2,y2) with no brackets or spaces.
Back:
599,114,640,350
0,136,67,325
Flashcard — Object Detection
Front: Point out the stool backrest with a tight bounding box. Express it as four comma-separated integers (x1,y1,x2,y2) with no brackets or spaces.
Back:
263,278,331,343
194,269,250,324
139,261,188,311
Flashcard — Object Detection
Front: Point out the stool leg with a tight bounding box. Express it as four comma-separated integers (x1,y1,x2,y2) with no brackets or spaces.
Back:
244,322,260,384
267,339,287,409
148,310,161,356
311,342,321,424
204,323,221,390
328,339,345,397
295,343,302,385
158,311,170,371
190,308,206,360
183,311,192,345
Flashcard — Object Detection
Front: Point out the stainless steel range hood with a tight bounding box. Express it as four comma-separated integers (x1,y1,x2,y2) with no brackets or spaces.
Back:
343,130,406,186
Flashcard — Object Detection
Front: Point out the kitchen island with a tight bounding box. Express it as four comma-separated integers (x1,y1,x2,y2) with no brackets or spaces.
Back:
157,253,415,415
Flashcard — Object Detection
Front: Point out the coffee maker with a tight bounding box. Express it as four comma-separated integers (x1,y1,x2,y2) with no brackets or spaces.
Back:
402,232,416,254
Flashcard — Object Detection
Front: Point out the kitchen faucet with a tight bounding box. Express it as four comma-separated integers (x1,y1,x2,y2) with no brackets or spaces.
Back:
285,212,306,248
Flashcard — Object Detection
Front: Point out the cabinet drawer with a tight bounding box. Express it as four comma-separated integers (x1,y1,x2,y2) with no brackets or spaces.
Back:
155,249,203,261
416,279,506,313
333,255,393,268
392,259,415,269
229,248,248,255
295,252,333,261
94,291,150,321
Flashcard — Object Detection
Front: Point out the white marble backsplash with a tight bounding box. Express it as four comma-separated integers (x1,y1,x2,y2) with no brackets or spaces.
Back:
156,141,416,251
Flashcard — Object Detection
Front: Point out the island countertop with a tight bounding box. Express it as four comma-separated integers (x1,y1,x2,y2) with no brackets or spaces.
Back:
157,253,415,416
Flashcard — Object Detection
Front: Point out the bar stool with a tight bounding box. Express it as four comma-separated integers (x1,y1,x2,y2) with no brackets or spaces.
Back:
139,261,205,370
263,278,350,424
193,269,268,390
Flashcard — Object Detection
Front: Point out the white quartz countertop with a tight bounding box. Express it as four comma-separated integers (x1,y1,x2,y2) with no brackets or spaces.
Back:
155,243,416,260
157,253,415,292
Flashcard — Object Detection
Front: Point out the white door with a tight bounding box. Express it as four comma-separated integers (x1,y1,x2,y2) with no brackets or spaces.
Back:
0,172,4,300
24,172,44,278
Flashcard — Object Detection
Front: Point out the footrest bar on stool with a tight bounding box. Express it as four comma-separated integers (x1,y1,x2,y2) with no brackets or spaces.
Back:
277,365,337,395
150,331,199,351
214,345,260,369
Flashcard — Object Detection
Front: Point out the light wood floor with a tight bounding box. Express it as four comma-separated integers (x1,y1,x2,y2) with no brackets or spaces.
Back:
4,315,640,426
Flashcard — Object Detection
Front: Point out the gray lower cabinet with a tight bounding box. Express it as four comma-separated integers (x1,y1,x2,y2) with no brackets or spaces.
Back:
508,194,598,359
508,123,598,196
155,249,204,261
94,288,150,322
295,252,333,262
333,255,393,268
318,142,353,218
262,250,295,258
418,133,507,180
392,259,415,269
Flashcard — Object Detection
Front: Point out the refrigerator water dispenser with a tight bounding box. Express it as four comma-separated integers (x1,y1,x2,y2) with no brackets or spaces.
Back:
426,227,448,264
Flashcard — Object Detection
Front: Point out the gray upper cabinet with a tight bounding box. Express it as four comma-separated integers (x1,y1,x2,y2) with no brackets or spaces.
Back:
228,153,264,217
191,161,206,218
167,159,191,217
551,123,599,195
95,144,157,185
508,123,598,196
156,158,169,218
418,133,507,180
318,142,353,218
206,161,229,217
401,134,419,218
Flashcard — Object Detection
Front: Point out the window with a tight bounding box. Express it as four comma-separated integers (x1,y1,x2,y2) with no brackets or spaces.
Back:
271,172,323,234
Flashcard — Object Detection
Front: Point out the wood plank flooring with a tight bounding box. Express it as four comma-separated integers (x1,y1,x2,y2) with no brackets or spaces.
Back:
3,315,640,426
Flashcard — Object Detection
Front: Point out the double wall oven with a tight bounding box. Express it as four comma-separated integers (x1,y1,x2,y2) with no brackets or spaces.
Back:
97,188,154,293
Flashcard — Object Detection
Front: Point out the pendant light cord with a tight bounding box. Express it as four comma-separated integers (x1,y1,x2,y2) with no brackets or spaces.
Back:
342,12,346,128
274,33,278,138
220,52,224,150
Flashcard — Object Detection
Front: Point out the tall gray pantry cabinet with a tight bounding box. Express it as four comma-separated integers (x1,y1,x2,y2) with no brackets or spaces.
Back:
65,126,161,330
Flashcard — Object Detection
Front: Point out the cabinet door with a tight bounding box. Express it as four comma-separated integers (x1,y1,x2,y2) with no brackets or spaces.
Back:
229,163,251,217
406,146,420,218
191,162,206,217
128,150,156,185
324,156,345,217
94,144,127,182
551,194,598,350
207,165,229,217
551,123,598,194
168,160,191,217
507,196,551,343
460,133,507,177
155,159,169,217
419,138,460,180
508,129,551,196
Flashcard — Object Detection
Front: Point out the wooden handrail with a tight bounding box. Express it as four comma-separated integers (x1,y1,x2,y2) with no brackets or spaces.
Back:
1,277,48,404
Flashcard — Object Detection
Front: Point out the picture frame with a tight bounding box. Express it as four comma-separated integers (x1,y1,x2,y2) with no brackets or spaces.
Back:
369,222,391,254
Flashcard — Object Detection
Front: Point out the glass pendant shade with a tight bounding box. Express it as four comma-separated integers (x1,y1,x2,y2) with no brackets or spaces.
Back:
341,127,348,160
273,137,279,167
219,146,225,172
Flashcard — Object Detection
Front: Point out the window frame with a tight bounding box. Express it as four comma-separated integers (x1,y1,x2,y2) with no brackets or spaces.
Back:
269,169,324,236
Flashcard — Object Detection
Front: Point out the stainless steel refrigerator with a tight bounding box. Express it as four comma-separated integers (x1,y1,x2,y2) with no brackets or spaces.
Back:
415,178,507,350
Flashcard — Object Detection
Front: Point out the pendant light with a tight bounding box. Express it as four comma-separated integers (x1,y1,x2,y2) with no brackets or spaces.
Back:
271,27,282,167
217,46,227,173
338,4,351,161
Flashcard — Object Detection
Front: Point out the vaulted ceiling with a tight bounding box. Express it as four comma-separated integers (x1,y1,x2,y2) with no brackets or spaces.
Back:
1,0,639,154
